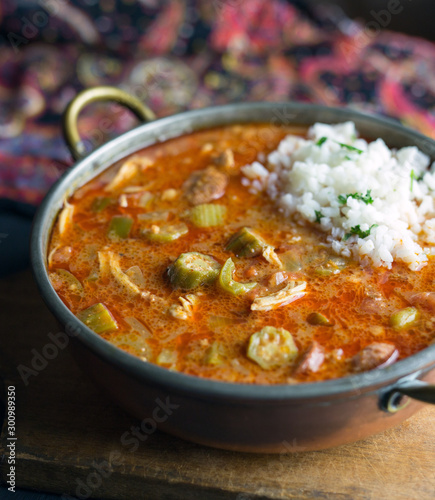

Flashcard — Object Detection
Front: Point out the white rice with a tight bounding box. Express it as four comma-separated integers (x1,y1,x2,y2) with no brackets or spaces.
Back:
241,121,435,271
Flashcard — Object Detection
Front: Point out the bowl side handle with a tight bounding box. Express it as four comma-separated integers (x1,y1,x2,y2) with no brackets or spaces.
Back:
62,86,156,161
381,376,435,413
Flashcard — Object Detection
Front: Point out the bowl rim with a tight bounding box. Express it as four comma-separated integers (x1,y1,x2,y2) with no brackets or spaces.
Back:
31,101,435,403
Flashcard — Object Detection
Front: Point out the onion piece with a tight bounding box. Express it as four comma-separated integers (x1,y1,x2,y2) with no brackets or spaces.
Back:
58,200,74,236
110,331,148,360
50,269,84,297
124,317,151,338
125,266,146,288
156,349,177,367
48,245,72,267
401,291,435,313
98,250,111,280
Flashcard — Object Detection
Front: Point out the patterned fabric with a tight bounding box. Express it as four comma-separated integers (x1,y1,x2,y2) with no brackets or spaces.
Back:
0,0,435,204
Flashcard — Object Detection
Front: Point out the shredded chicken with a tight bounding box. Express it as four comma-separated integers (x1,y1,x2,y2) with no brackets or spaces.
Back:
262,245,283,268
168,294,198,320
98,251,150,298
58,200,74,236
97,250,111,280
105,155,153,192
251,281,306,311
108,252,142,295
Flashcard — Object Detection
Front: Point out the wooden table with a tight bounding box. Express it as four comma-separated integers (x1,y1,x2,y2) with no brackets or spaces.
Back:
1,269,434,499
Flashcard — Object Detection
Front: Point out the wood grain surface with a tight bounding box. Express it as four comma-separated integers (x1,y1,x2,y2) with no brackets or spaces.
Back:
0,269,434,500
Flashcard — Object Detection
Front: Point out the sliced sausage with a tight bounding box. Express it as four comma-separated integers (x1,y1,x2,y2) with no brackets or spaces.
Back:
294,342,325,375
49,246,72,266
351,342,399,372
406,292,435,313
183,166,228,205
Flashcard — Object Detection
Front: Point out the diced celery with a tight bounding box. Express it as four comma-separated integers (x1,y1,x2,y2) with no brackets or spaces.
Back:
92,197,111,212
142,222,188,243
137,210,170,223
204,341,225,366
76,303,118,334
190,204,226,228
108,215,133,239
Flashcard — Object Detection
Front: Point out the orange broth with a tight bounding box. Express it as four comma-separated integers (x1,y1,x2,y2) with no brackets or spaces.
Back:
47,124,435,384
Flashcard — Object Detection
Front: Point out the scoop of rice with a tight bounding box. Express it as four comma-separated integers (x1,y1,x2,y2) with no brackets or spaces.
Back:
241,121,435,271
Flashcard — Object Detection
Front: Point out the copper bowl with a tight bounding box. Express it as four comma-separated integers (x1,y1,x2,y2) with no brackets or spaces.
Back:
31,86,435,452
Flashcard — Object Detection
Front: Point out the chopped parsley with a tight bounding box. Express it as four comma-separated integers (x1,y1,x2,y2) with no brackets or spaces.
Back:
315,136,363,154
343,224,378,241
337,142,363,154
410,169,424,192
316,137,327,146
314,210,324,223
338,190,374,205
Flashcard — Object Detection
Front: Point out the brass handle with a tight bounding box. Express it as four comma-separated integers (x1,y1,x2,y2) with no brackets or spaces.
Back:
380,377,435,413
392,379,435,405
62,86,156,161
